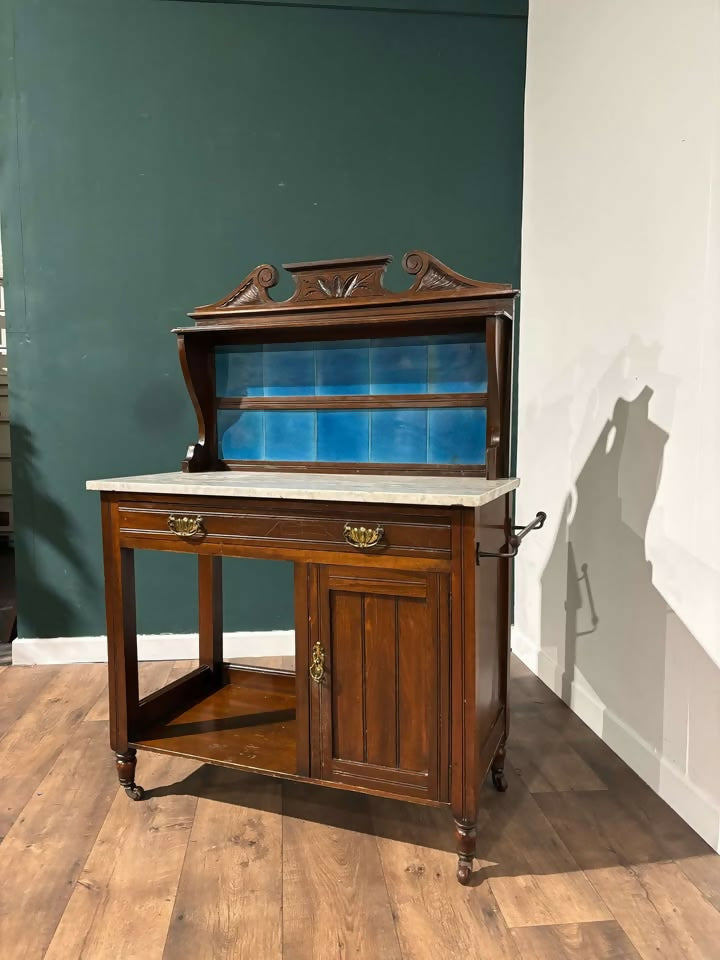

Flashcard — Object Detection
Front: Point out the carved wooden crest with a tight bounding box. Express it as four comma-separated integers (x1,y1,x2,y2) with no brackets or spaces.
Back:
191,251,513,321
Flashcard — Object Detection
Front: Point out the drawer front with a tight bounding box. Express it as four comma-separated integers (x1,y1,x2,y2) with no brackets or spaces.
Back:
116,499,452,561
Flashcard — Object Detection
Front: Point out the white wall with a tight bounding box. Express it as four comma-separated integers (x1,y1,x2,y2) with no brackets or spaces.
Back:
516,0,720,850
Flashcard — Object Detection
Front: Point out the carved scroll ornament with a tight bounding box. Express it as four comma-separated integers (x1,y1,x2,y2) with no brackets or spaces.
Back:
191,251,513,319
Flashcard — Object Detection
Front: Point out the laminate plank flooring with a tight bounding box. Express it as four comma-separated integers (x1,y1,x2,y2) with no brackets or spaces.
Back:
0,656,718,959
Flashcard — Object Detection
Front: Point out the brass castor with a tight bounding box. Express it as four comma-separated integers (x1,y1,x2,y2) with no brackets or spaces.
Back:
456,859,473,885
124,784,145,801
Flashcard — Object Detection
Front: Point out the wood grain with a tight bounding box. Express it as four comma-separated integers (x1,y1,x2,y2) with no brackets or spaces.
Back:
0,658,717,959
0,723,117,959
282,784,402,959
164,771,282,960
85,660,176,723
511,920,642,959
44,751,199,960
0,664,58,739
371,797,521,960
477,771,613,928
0,663,107,838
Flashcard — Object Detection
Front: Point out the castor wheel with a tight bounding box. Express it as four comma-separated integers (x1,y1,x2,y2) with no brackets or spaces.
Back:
456,859,472,885
492,769,508,792
116,749,144,801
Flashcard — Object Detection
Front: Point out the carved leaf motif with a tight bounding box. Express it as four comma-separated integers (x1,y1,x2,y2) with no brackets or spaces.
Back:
417,266,470,292
316,273,372,298
227,281,262,307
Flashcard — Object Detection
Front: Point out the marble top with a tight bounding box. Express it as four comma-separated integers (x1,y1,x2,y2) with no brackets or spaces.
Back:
86,471,519,508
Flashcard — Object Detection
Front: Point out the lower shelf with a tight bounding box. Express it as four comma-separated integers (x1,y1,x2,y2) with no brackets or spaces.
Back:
133,675,297,777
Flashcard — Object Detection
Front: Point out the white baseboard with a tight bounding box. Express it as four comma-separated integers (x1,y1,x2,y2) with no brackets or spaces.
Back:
12,630,296,666
511,627,720,854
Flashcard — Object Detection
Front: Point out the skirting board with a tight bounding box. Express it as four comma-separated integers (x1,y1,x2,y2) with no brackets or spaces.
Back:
512,627,720,855
12,630,296,666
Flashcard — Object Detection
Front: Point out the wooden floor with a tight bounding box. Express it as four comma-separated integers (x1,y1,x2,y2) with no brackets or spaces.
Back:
0,656,718,959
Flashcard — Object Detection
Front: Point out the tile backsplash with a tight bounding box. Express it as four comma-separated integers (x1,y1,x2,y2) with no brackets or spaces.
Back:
215,333,488,398
218,407,487,465
216,333,488,465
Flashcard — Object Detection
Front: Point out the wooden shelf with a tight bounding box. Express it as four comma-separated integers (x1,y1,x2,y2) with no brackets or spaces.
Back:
133,670,297,777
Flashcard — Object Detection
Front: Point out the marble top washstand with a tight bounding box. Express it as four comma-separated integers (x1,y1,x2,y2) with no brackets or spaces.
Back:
86,470,520,508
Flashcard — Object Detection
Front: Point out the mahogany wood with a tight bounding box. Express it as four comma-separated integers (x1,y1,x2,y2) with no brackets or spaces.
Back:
137,665,215,731
175,250,516,478
100,489,512,882
221,460,487,477
216,392,488,410
116,496,453,563
198,555,223,683
96,250,519,884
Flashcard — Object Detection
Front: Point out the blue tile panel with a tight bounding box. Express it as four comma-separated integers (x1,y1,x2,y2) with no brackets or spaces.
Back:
316,340,370,396
265,411,316,460
263,343,315,396
217,407,486,464
217,409,264,460
370,409,428,463
428,334,488,394
215,333,487,398
317,410,370,462
427,407,487,464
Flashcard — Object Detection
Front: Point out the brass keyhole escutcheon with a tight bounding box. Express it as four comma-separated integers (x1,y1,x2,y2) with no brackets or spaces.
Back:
309,641,325,683
167,515,206,538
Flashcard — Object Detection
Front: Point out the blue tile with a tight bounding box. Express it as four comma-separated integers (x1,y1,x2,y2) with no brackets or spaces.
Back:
217,410,264,460
428,334,487,393
316,340,370,395
317,410,370,462
370,336,428,395
371,409,428,463
265,411,316,460
263,343,315,396
427,408,486,464
215,345,263,397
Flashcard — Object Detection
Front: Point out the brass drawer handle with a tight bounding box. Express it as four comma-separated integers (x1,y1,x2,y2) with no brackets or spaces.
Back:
167,515,206,538
309,641,325,683
343,523,384,549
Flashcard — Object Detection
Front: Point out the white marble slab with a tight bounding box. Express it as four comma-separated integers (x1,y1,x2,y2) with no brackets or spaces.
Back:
86,470,519,508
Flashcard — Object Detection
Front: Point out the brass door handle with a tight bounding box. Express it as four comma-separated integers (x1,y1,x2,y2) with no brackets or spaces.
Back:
309,641,325,683
343,523,384,549
167,515,206,538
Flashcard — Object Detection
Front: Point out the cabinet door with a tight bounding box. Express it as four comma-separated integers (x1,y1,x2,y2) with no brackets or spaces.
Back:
311,565,449,801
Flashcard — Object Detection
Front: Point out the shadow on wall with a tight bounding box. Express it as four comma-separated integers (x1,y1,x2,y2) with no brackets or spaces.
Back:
541,386,720,846
11,422,98,637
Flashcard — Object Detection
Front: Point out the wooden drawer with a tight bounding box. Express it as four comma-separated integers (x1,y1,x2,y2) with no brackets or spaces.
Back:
116,497,452,563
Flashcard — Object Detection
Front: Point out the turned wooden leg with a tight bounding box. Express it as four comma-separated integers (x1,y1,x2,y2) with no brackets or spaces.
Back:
491,742,508,792
454,817,476,885
116,748,144,801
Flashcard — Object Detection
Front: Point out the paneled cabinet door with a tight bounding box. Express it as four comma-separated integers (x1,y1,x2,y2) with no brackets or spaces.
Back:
310,565,450,802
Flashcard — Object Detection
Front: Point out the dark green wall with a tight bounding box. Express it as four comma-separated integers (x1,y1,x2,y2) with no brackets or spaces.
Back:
1,0,526,639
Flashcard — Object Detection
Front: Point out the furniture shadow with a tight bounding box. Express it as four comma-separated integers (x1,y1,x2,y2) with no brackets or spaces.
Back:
10,422,99,639
540,385,720,851
143,727,712,884
143,708,296,740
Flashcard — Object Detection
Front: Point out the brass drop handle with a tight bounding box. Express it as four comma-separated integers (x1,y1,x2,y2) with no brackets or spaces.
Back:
309,641,325,683
167,515,206,538
343,523,384,549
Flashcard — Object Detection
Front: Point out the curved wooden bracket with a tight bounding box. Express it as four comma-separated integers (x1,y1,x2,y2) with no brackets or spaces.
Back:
178,334,223,473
